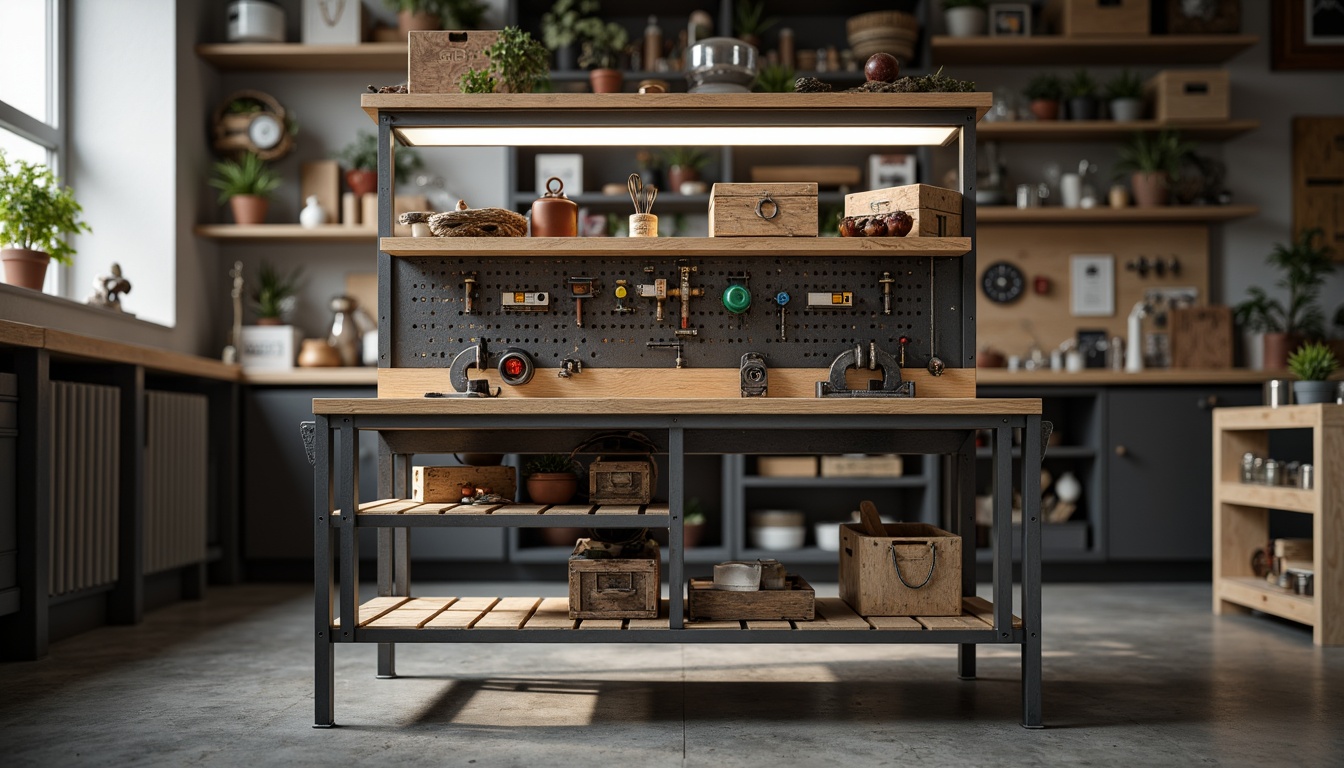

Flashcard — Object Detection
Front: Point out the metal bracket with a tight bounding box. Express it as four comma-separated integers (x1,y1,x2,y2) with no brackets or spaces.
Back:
300,421,316,466
816,341,915,398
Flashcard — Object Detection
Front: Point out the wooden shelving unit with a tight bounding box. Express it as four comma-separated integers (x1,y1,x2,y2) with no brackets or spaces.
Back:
979,119,1259,142
930,34,1258,66
978,205,1259,224
377,236,971,257
194,224,377,243
1212,405,1344,645
195,42,407,71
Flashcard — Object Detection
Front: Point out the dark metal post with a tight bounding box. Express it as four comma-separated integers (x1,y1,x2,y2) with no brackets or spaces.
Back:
207,380,242,585
668,427,684,629
376,438,395,678
314,415,335,727
3,349,50,659
338,419,360,643
992,422,1012,635
108,364,144,624
954,435,977,679
1021,414,1044,728
959,114,978,368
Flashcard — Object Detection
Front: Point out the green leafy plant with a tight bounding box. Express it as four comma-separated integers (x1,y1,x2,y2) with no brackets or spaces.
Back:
1287,341,1340,381
1113,130,1193,179
734,0,779,37
208,152,281,205
755,64,796,93
540,0,599,50
575,17,628,69
1234,228,1336,337
660,147,711,171
252,262,303,321
458,67,497,94
1023,73,1063,101
1066,69,1098,98
383,0,487,28
1105,69,1144,100
525,454,579,476
333,132,424,182
0,150,92,265
475,26,551,93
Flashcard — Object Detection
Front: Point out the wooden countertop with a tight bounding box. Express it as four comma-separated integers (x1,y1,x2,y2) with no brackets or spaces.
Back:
312,397,1042,416
0,320,239,380
976,369,1288,386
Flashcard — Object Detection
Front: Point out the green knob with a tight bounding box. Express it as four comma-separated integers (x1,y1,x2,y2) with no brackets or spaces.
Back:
722,284,751,314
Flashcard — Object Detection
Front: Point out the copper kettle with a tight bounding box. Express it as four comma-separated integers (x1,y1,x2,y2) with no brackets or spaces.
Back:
530,176,578,237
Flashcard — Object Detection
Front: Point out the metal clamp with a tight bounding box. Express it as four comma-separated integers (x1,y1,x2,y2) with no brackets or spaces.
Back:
890,542,936,589
755,192,780,220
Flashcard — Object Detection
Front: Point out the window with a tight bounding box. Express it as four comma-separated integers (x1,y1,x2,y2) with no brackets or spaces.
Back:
0,0,66,295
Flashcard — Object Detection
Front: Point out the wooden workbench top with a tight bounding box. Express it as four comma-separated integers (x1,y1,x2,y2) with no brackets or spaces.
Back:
976,369,1289,386
311,396,1041,416
0,319,239,381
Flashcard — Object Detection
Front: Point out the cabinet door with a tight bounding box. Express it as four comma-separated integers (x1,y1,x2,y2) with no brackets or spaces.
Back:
1106,387,1260,561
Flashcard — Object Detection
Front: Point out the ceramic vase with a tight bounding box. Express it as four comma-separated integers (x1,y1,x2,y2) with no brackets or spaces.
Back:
299,195,327,228
1110,98,1143,122
1029,99,1060,120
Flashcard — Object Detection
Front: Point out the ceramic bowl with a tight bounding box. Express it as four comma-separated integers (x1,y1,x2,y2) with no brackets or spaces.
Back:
750,526,806,551
814,522,841,552
686,37,758,94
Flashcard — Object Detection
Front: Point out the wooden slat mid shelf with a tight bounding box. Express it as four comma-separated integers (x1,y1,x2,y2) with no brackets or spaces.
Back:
195,224,377,243
929,34,1258,66
379,236,970,258
979,120,1259,142
195,42,408,71
978,205,1258,224
349,498,670,527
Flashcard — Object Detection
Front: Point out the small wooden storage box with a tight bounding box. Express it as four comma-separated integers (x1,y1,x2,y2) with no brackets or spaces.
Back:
589,459,652,504
757,456,818,477
844,184,962,237
820,454,903,478
688,574,816,621
709,182,818,237
413,465,517,502
568,539,660,619
408,30,498,93
1145,69,1230,122
839,522,961,616
1059,0,1149,37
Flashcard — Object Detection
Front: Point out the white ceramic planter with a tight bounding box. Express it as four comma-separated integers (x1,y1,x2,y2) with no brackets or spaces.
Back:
945,7,987,38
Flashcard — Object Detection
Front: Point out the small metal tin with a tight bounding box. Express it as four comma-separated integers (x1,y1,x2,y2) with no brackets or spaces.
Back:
1294,570,1314,597
1263,459,1279,486
1301,463,1314,490
1241,453,1256,483
1265,378,1294,408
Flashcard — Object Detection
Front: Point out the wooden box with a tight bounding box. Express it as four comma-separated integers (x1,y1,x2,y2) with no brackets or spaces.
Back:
709,182,818,237
839,522,961,616
757,456,818,477
412,465,517,502
589,459,652,505
820,454,904,478
1060,0,1149,37
1169,306,1233,369
1145,70,1230,123
688,574,816,621
408,30,498,94
844,184,962,237
568,539,660,619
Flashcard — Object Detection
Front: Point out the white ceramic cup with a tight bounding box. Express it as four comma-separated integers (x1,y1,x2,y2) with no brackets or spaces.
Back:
1060,173,1082,208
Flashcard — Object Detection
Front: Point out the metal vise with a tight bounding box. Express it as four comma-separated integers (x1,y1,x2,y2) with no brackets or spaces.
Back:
815,341,916,398
438,340,500,398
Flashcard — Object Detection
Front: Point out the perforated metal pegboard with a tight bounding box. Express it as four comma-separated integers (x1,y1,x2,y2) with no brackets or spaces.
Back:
390,256,965,370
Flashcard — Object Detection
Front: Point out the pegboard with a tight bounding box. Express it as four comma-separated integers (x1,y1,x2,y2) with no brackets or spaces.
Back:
390,256,966,370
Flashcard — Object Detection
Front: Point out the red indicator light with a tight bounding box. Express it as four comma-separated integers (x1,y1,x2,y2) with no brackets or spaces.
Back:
503,358,525,377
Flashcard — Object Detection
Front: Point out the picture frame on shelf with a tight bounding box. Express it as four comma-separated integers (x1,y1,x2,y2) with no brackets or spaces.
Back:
1272,0,1344,70
989,4,1032,36
536,154,584,196
867,154,917,192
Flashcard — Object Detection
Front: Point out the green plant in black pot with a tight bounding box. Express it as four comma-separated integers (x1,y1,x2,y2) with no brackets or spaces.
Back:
1023,73,1063,120
1106,69,1144,122
540,0,598,71
1288,341,1340,404
1113,130,1192,207
1234,227,1335,369
252,262,302,325
1066,69,1098,120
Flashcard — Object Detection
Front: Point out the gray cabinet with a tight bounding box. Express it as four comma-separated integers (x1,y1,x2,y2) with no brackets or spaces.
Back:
0,373,16,616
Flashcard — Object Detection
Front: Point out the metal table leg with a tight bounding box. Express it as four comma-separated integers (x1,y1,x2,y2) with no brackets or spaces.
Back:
953,437,977,680
377,453,413,679
314,416,336,727
668,428,684,629
1021,414,1044,729
991,422,1013,637
338,420,360,643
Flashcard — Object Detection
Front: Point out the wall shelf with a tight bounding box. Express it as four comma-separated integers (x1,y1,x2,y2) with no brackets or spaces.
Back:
195,43,408,71
979,120,1259,142
978,205,1259,224
195,224,377,243
929,34,1259,67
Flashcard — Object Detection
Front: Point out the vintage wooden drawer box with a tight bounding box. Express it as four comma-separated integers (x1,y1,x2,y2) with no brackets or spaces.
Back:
844,184,962,237
568,538,660,619
412,465,517,502
1145,69,1230,122
408,30,498,93
589,459,652,504
1057,0,1149,37
709,182,818,237
839,522,961,616
688,574,816,621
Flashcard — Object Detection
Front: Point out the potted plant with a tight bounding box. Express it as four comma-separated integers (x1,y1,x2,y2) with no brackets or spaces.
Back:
943,0,988,38
661,147,711,193
734,0,779,49
1106,69,1144,122
334,132,424,197
1066,69,1099,120
576,17,628,93
1023,74,1063,121
1288,342,1340,404
525,453,580,505
384,0,487,40
472,26,552,94
754,63,796,93
1113,130,1192,208
0,151,92,290
1234,228,1335,369
252,262,302,325
541,0,598,71
209,152,281,226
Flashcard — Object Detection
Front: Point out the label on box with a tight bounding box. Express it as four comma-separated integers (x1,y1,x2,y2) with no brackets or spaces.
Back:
239,326,299,371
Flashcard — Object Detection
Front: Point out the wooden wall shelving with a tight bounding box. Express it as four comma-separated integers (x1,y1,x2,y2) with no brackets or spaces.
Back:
196,43,407,71
194,225,377,243
930,34,1258,66
978,205,1259,224
979,120,1259,142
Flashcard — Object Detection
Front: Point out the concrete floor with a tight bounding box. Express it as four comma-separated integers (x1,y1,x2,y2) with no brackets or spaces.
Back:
2,583,1342,767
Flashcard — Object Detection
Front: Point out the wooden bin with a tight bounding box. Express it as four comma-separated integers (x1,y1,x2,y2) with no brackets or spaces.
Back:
1058,0,1149,37
589,459,652,504
839,522,961,616
1145,69,1230,123
408,30,499,94
688,574,816,621
844,184,962,237
412,465,517,502
709,182,818,237
568,539,660,619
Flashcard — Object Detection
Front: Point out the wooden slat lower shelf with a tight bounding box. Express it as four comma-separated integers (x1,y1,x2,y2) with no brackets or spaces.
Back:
1217,577,1316,627
1217,482,1318,514
349,499,670,528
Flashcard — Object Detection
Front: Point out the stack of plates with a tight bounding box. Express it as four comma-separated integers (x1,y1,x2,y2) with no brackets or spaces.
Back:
847,11,919,63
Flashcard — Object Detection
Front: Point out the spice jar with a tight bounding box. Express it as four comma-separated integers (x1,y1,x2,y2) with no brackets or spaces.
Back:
530,177,578,237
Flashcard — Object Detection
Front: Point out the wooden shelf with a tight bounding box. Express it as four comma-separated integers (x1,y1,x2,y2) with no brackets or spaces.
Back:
195,42,407,71
195,224,377,243
1217,577,1316,626
979,119,1258,142
242,368,377,386
978,205,1258,224
1217,482,1318,515
378,235,970,257
978,369,1281,386
352,499,671,528
929,34,1258,66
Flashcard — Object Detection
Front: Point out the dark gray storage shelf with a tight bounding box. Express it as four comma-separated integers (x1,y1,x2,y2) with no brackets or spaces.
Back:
510,544,730,565
738,546,840,565
974,521,1094,563
975,446,1096,460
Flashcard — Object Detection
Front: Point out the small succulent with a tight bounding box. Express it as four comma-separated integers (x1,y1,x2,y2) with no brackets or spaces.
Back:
1288,341,1340,382
525,454,579,476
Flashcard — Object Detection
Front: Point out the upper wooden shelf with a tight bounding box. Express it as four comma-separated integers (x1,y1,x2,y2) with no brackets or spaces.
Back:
978,205,1258,224
195,224,377,243
243,368,378,386
313,396,1043,416
978,119,1258,142
378,236,971,257
196,42,407,71
929,34,1258,66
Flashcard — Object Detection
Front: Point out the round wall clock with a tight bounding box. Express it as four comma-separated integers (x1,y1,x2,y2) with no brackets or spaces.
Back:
981,261,1025,304
211,90,295,161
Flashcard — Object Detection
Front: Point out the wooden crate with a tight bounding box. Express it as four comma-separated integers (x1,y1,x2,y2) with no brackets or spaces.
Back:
1169,306,1233,369
688,574,816,621
568,539,660,619
408,30,498,94
820,454,904,478
1145,70,1230,123
589,459,652,504
709,182,818,237
757,456,818,477
844,184,962,237
839,522,961,616
1059,0,1149,37
412,465,517,502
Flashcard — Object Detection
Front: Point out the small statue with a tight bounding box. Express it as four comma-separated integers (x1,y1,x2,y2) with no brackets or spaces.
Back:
222,260,245,364
86,263,132,312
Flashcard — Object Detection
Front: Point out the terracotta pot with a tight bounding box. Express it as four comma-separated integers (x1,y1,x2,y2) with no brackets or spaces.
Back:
589,68,624,94
298,338,341,368
526,473,578,505
1130,172,1169,208
541,527,585,548
1,248,52,290
684,522,705,549
1262,333,1303,371
1029,99,1060,121
256,317,284,326
666,165,699,192
345,169,377,198
229,194,269,225
397,10,439,40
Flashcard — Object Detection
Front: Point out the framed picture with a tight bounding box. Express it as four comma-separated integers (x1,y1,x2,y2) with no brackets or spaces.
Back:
1272,0,1344,70
989,4,1031,37
868,154,917,191
535,154,584,196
